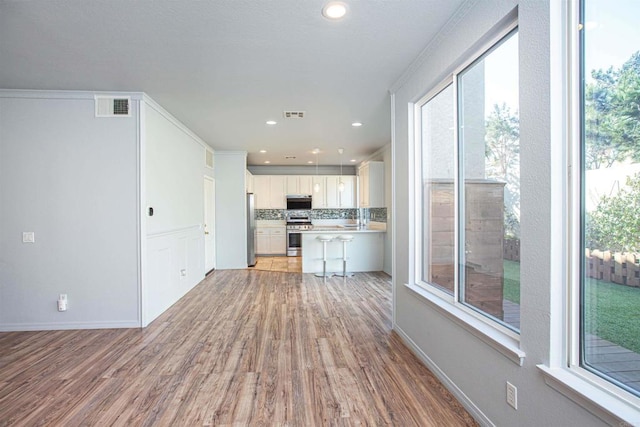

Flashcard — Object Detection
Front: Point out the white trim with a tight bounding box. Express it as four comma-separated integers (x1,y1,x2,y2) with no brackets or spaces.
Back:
146,224,202,239
451,19,518,78
215,150,248,157
0,88,144,101
540,1,640,421
390,0,482,93
390,92,397,328
0,320,141,332
539,365,640,426
394,325,495,427
138,98,146,329
141,94,213,152
405,283,525,366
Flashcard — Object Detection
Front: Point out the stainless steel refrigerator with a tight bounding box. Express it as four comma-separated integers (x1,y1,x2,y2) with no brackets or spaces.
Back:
247,193,256,267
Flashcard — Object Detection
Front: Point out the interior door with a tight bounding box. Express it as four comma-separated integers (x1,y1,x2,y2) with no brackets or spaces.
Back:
204,176,216,272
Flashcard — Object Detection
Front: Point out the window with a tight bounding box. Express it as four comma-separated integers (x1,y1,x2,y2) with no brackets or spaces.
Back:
420,84,455,295
579,0,640,397
416,25,520,332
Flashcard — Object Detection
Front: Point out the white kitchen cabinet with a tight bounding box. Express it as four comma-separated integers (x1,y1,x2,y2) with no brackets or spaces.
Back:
253,175,271,209
338,175,357,208
269,176,286,208
253,175,286,209
312,175,357,208
325,176,338,208
358,161,384,207
311,176,326,208
299,176,313,195
285,176,313,195
256,227,286,255
246,170,254,193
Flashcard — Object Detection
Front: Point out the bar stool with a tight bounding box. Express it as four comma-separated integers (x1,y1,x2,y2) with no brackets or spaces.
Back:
314,235,334,278
336,234,354,277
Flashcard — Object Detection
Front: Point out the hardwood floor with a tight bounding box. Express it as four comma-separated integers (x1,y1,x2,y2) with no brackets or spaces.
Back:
251,256,302,273
0,270,477,426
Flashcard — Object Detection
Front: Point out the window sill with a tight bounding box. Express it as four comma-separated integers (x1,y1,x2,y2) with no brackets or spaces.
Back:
538,365,640,426
404,282,525,366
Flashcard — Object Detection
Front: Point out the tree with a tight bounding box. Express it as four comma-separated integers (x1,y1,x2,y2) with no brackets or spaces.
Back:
585,51,640,169
586,173,640,252
485,103,520,238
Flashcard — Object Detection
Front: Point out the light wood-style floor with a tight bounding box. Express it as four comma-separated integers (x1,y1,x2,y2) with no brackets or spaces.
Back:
0,270,477,426
251,256,302,273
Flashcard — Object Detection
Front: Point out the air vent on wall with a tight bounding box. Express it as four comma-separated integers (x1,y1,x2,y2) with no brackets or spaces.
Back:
283,110,305,119
205,149,214,168
95,95,131,117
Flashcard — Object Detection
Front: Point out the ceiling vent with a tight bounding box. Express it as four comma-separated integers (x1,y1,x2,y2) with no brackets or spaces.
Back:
283,110,305,119
284,155,296,160
95,95,131,117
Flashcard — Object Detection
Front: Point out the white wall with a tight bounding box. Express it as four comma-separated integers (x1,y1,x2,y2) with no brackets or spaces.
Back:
214,151,248,270
367,144,393,276
392,1,609,426
0,91,140,330
142,98,208,326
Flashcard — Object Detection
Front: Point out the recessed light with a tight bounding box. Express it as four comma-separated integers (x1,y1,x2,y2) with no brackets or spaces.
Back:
264,160,271,164
259,149,267,153
307,160,314,164
266,120,277,125
352,122,362,127
350,159,357,162
312,148,320,154
322,1,348,20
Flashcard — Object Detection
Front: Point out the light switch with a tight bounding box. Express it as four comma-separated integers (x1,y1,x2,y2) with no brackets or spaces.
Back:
22,232,35,243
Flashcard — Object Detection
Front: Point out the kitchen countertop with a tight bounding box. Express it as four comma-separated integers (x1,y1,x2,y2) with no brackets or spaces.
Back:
301,224,386,233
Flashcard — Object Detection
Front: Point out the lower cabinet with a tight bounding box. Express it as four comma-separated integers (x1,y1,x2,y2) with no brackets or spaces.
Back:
256,227,286,255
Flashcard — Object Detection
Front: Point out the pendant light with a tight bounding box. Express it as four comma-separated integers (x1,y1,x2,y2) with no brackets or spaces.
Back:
313,148,321,193
338,148,345,192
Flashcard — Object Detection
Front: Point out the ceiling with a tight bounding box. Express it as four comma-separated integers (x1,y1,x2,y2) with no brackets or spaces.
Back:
0,0,466,166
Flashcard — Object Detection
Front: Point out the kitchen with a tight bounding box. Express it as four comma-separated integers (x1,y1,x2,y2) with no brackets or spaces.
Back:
246,155,391,276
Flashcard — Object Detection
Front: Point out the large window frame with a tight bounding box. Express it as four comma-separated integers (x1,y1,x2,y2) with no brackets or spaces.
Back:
410,17,523,362
539,0,640,423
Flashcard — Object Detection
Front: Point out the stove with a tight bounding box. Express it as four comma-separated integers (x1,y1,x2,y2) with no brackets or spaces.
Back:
286,213,312,256
286,214,313,230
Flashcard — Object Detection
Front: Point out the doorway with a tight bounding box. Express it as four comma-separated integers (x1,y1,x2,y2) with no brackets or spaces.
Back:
204,176,216,273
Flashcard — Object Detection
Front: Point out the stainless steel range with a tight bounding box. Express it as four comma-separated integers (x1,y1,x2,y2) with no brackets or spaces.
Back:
286,213,313,256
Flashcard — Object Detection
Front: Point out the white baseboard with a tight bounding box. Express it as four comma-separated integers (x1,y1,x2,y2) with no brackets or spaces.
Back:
393,325,494,427
0,320,141,332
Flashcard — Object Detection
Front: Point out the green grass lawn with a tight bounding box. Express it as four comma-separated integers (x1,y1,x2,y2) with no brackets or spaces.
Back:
501,259,640,353
503,260,520,304
584,278,640,353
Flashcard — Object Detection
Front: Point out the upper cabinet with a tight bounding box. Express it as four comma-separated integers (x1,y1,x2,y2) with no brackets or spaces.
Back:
358,161,384,208
253,175,286,209
254,174,357,209
246,170,254,194
286,176,313,195
268,176,286,208
312,175,357,208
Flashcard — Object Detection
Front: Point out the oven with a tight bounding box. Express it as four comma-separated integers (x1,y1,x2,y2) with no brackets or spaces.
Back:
286,214,313,256
286,228,303,257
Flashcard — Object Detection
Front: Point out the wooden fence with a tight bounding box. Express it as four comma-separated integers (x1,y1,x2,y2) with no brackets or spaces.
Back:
586,249,640,287
503,238,520,261
503,240,639,288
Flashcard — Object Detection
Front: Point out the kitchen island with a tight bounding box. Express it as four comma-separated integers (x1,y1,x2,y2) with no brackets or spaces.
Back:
301,224,386,274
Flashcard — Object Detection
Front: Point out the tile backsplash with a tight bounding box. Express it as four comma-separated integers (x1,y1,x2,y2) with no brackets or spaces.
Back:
255,208,387,223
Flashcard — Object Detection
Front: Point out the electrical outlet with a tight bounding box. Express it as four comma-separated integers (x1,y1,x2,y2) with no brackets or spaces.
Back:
57,294,68,312
506,382,517,409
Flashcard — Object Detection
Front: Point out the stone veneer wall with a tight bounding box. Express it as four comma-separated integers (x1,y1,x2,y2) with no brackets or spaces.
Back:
255,208,387,222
